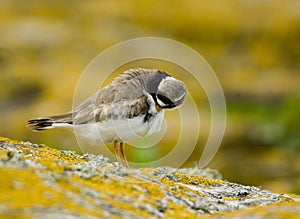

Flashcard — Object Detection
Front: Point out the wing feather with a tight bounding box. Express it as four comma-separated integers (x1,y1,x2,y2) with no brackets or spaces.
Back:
72,68,167,124
73,95,149,124
28,68,168,130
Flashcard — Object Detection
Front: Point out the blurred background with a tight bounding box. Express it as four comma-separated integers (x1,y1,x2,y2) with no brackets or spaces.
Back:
0,0,299,194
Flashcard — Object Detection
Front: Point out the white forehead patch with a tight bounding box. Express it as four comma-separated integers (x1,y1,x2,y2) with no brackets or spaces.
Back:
174,91,186,102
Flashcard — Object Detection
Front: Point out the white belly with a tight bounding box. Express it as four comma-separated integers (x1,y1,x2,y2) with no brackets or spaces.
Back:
73,111,164,145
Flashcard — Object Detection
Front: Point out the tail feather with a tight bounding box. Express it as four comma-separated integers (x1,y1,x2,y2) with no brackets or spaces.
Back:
28,113,73,131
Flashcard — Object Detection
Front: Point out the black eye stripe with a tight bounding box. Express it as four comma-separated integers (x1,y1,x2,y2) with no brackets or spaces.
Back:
157,94,174,106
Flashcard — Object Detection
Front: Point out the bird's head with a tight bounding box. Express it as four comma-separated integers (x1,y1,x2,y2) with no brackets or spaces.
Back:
156,77,186,109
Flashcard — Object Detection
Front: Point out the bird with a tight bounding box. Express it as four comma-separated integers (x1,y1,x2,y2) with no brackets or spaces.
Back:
28,68,187,168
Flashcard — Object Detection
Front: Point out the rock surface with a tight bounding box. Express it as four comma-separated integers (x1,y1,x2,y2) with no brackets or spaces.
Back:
0,137,299,218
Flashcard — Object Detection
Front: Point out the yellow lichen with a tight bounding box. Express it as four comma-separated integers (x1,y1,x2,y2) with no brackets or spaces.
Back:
0,150,14,161
165,201,199,218
19,144,86,173
222,196,241,201
70,175,156,218
0,137,22,145
0,167,104,218
175,172,224,186
1,137,298,218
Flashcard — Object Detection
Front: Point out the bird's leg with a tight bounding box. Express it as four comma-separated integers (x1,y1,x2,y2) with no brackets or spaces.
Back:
113,140,122,164
119,142,129,168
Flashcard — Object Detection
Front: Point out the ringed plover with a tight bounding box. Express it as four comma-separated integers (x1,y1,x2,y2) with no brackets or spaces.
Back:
28,68,186,167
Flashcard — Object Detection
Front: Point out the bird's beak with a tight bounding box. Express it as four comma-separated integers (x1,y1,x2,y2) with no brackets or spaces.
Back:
155,104,162,112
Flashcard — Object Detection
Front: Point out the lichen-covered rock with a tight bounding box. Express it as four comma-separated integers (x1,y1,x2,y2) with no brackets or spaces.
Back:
0,137,299,218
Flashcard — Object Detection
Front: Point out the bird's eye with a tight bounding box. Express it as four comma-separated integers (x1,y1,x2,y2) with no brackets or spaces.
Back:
156,94,175,108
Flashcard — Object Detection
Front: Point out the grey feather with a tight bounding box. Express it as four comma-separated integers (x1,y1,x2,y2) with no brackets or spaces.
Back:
72,68,168,124
28,68,170,130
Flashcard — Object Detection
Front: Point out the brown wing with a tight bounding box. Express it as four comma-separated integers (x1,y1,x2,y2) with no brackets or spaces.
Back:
72,69,156,124
73,95,149,124
28,69,163,129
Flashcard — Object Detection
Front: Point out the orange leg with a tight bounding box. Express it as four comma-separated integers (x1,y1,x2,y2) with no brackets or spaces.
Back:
119,142,129,168
113,140,122,164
